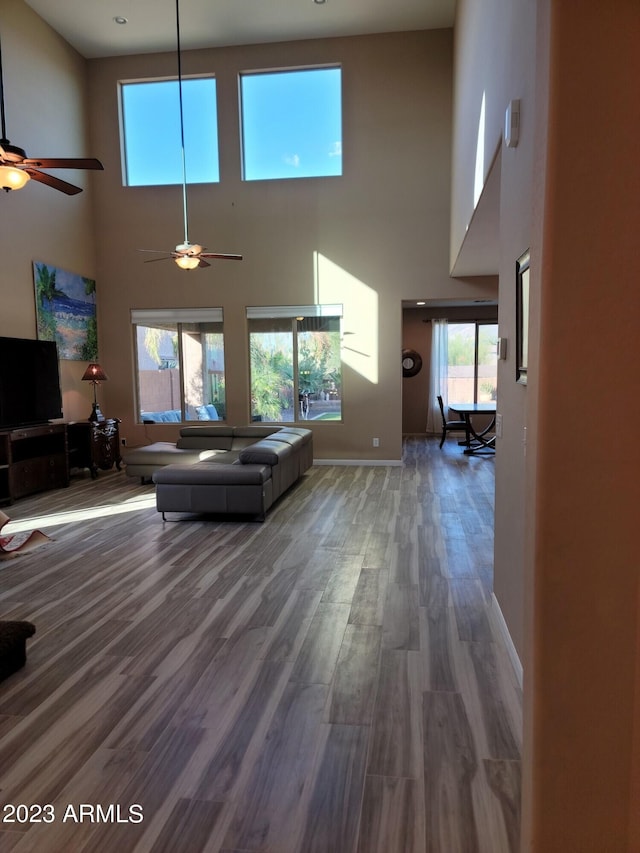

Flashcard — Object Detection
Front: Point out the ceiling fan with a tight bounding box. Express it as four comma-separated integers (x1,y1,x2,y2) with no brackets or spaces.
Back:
0,35,103,195
138,0,242,270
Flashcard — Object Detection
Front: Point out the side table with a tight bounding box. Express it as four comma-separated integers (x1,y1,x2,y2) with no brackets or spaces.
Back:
67,419,122,479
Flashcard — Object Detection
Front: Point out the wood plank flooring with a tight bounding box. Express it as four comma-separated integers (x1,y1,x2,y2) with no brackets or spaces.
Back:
0,436,521,852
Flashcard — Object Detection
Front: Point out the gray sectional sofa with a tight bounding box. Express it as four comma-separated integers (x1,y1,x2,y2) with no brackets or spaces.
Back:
122,425,313,520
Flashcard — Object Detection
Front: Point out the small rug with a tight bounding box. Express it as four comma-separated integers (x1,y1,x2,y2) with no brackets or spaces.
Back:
0,510,52,560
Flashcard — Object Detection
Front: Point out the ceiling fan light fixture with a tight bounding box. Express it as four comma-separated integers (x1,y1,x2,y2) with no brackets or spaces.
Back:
0,34,103,194
0,164,30,190
175,255,200,270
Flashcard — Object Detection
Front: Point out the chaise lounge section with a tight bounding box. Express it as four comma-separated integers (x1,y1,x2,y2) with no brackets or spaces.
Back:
123,425,313,521
122,425,280,481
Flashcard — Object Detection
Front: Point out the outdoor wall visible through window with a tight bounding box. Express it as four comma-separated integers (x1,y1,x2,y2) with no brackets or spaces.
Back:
240,67,342,180
120,78,219,186
248,307,342,423
132,309,225,423
447,322,498,403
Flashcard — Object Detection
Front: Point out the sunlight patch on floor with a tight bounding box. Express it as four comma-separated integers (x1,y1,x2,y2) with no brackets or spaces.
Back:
2,493,157,532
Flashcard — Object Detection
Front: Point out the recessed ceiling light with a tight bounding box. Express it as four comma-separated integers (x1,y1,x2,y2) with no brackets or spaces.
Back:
113,16,128,25
416,301,426,306
313,0,327,5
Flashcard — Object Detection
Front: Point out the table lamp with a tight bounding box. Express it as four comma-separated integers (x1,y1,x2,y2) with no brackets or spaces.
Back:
81,363,108,422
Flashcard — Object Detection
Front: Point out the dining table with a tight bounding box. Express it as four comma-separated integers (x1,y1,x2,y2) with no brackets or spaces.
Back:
448,402,497,454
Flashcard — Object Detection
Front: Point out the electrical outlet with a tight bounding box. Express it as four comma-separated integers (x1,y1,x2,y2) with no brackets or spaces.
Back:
372,437,379,447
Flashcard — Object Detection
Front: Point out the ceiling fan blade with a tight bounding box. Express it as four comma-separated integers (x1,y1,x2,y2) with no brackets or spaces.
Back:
198,259,211,268
24,168,82,195
137,248,173,254
22,157,104,170
142,256,172,263
199,253,243,261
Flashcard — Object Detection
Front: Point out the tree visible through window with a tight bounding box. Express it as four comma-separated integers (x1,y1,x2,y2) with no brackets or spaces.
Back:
132,309,225,422
248,309,342,422
447,322,498,403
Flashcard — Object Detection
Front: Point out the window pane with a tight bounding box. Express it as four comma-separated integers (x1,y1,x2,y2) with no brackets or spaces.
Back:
297,317,342,421
248,312,342,423
447,323,475,403
121,78,219,186
249,320,294,422
241,67,342,181
478,324,498,402
134,319,225,422
135,324,182,420
182,323,225,421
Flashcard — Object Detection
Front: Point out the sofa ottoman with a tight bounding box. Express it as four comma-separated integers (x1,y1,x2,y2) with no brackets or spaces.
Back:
154,461,274,520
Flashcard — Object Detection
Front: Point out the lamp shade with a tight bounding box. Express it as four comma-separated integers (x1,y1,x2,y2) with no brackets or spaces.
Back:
0,165,30,191
175,255,200,270
82,363,108,382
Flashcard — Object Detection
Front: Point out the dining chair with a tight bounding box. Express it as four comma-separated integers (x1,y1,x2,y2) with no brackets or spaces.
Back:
437,395,467,448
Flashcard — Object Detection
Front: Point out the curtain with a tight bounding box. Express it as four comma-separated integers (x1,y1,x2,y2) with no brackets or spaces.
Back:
426,318,448,434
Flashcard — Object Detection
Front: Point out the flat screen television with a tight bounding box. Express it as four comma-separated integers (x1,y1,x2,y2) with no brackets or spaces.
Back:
0,336,63,429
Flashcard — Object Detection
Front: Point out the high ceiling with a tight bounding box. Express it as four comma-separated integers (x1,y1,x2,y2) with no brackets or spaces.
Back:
24,0,456,60
21,0,500,285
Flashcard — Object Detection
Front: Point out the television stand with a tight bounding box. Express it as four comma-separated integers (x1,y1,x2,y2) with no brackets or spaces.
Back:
0,423,69,505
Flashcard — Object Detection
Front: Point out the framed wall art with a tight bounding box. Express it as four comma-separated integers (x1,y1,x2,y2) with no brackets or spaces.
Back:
33,261,98,361
516,249,530,385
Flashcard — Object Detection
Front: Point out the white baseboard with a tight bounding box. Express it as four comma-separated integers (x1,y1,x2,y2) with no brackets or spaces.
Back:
489,593,523,688
313,458,403,467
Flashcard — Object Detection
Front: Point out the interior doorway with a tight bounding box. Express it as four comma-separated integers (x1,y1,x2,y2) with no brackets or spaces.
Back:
401,301,499,435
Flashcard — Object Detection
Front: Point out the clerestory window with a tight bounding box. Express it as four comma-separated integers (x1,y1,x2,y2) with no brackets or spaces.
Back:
240,67,342,181
120,77,219,186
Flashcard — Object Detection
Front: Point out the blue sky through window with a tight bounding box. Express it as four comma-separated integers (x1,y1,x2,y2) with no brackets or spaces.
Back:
121,77,219,186
241,67,342,181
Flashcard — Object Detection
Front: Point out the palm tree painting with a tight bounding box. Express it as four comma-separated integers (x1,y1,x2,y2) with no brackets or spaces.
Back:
33,262,98,361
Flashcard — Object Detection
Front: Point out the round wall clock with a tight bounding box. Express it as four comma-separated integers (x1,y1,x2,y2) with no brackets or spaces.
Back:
402,348,422,378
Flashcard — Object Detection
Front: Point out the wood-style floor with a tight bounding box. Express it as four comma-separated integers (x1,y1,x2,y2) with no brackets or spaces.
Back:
0,436,521,853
